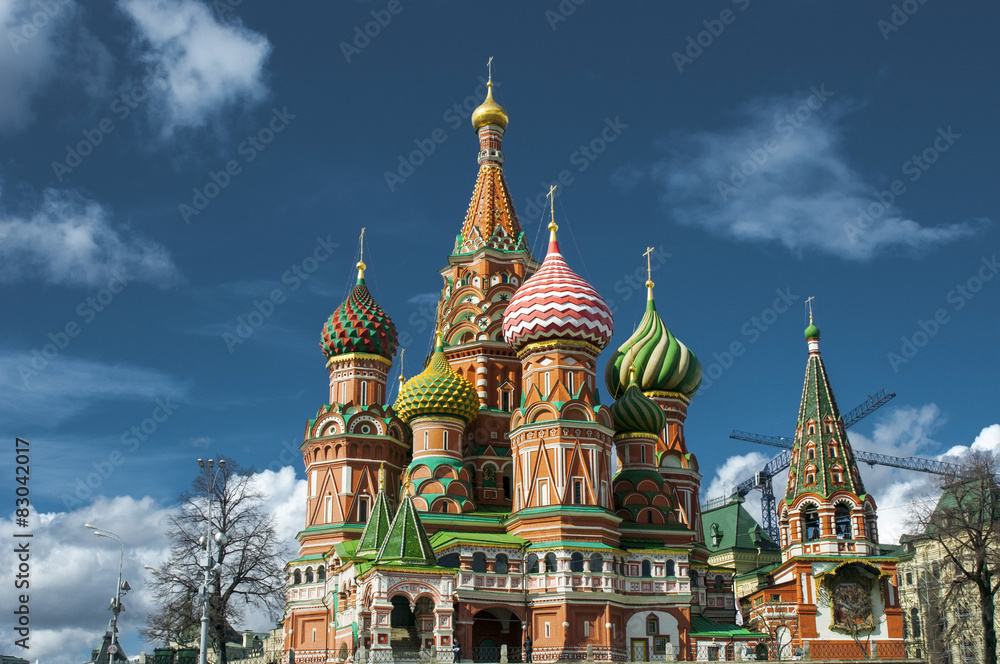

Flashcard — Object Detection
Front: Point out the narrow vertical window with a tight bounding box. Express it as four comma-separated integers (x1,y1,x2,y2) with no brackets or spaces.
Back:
443,431,449,451
567,372,575,396
640,446,646,464
358,496,369,523
539,480,549,506
324,495,333,523
574,479,583,504
501,389,511,412
544,372,550,394
424,431,429,451
361,381,368,405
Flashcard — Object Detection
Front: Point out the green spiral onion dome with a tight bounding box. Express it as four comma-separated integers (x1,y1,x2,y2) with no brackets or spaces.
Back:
321,266,398,361
605,291,701,399
394,337,479,424
610,369,667,436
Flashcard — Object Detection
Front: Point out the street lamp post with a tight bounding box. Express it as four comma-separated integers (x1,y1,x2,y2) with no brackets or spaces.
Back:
85,524,130,662
197,458,229,664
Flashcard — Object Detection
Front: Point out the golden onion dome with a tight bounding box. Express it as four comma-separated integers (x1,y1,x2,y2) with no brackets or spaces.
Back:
471,82,508,132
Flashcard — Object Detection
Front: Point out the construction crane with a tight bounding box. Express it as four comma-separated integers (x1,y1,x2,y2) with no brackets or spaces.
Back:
719,389,966,542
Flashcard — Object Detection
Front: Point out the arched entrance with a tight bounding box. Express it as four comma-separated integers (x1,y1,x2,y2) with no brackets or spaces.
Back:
471,608,522,662
390,595,419,655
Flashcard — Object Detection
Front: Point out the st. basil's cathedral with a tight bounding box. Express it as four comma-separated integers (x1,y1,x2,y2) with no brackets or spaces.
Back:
279,78,905,662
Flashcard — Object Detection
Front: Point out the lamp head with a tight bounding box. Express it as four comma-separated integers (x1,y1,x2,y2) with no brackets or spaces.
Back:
197,458,205,468
215,531,229,547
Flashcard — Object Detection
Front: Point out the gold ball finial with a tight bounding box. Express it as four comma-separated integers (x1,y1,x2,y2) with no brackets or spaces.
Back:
471,81,509,132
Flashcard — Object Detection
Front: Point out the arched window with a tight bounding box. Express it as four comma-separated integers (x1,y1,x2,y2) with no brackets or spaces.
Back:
495,554,508,574
714,576,723,591
293,570,302,584
570,553,584,573
527,554,539,574
807,447,816,460
440,501,449,513
318,566,326,582
665,560,676,577
835,504,852,539
305,567,314,583
803,505,821,541
641,560,652,578
646,509,654,524
910,608,922,638
472,552,487,573
439,553,461,569
590,553,603,573
544,553,557,573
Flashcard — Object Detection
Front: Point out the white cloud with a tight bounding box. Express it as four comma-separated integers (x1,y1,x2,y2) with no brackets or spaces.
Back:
0,353,188,425
649,92,980,260
0,467,303,662
118,0,272,137
0,187,178,287
0,0,77,132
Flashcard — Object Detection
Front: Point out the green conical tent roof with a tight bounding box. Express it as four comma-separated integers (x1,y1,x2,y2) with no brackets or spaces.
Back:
374,492,437,567
785,322,865,502
355,467,393,556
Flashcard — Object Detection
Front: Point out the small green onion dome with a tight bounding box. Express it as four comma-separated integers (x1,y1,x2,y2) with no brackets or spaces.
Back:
394,336,479,424
804,321,821,339
605,291,701,399
610,368,667,436
321,265,398,360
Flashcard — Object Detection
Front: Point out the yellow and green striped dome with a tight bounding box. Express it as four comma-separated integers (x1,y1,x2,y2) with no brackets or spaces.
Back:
605,290,701,399
394,338,479,424
610,369,667,436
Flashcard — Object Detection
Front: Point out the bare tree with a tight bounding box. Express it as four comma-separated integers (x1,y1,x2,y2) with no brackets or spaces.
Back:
142,460,287,663
911,451,1000,664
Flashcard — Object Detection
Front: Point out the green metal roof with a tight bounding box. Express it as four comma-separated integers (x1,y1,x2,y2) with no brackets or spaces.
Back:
690,615,767,638
429,530,525,551
701,497,779,553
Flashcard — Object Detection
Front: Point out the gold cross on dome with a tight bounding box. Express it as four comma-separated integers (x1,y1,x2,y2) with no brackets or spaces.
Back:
644,246,655,287
805,295,815,323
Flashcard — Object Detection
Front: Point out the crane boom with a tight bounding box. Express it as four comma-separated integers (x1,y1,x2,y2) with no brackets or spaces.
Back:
842,389,896,429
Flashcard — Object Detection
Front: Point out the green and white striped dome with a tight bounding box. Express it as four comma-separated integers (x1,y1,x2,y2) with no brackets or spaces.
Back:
605,289,701,399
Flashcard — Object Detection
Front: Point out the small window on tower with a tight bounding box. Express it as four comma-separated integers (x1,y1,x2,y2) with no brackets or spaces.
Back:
361,381,368,405
829,445,838,457
358,496,370,523
808,423,815,435
807,447,816,460
424,431,429,451
573,479,583,505
443,431,449,451
640,446,646,464
832,471,843,483
567,372,575,396
806,473,816,485
501,389,512,412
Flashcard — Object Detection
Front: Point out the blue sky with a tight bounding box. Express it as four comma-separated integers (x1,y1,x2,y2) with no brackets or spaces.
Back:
2,1,999,661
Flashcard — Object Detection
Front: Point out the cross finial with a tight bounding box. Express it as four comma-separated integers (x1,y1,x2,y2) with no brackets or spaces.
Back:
402,467,412,495
398,348,406,384
378,462,386,492
547,185,558,234
643,246,655,292
806,295,815,324
487,56,493,84
357,227,367,276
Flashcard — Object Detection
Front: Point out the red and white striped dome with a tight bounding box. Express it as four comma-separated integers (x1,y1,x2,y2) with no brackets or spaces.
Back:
502,226,614,352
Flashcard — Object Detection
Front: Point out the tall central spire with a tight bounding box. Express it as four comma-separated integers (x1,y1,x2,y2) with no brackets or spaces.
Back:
457,65,528,256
